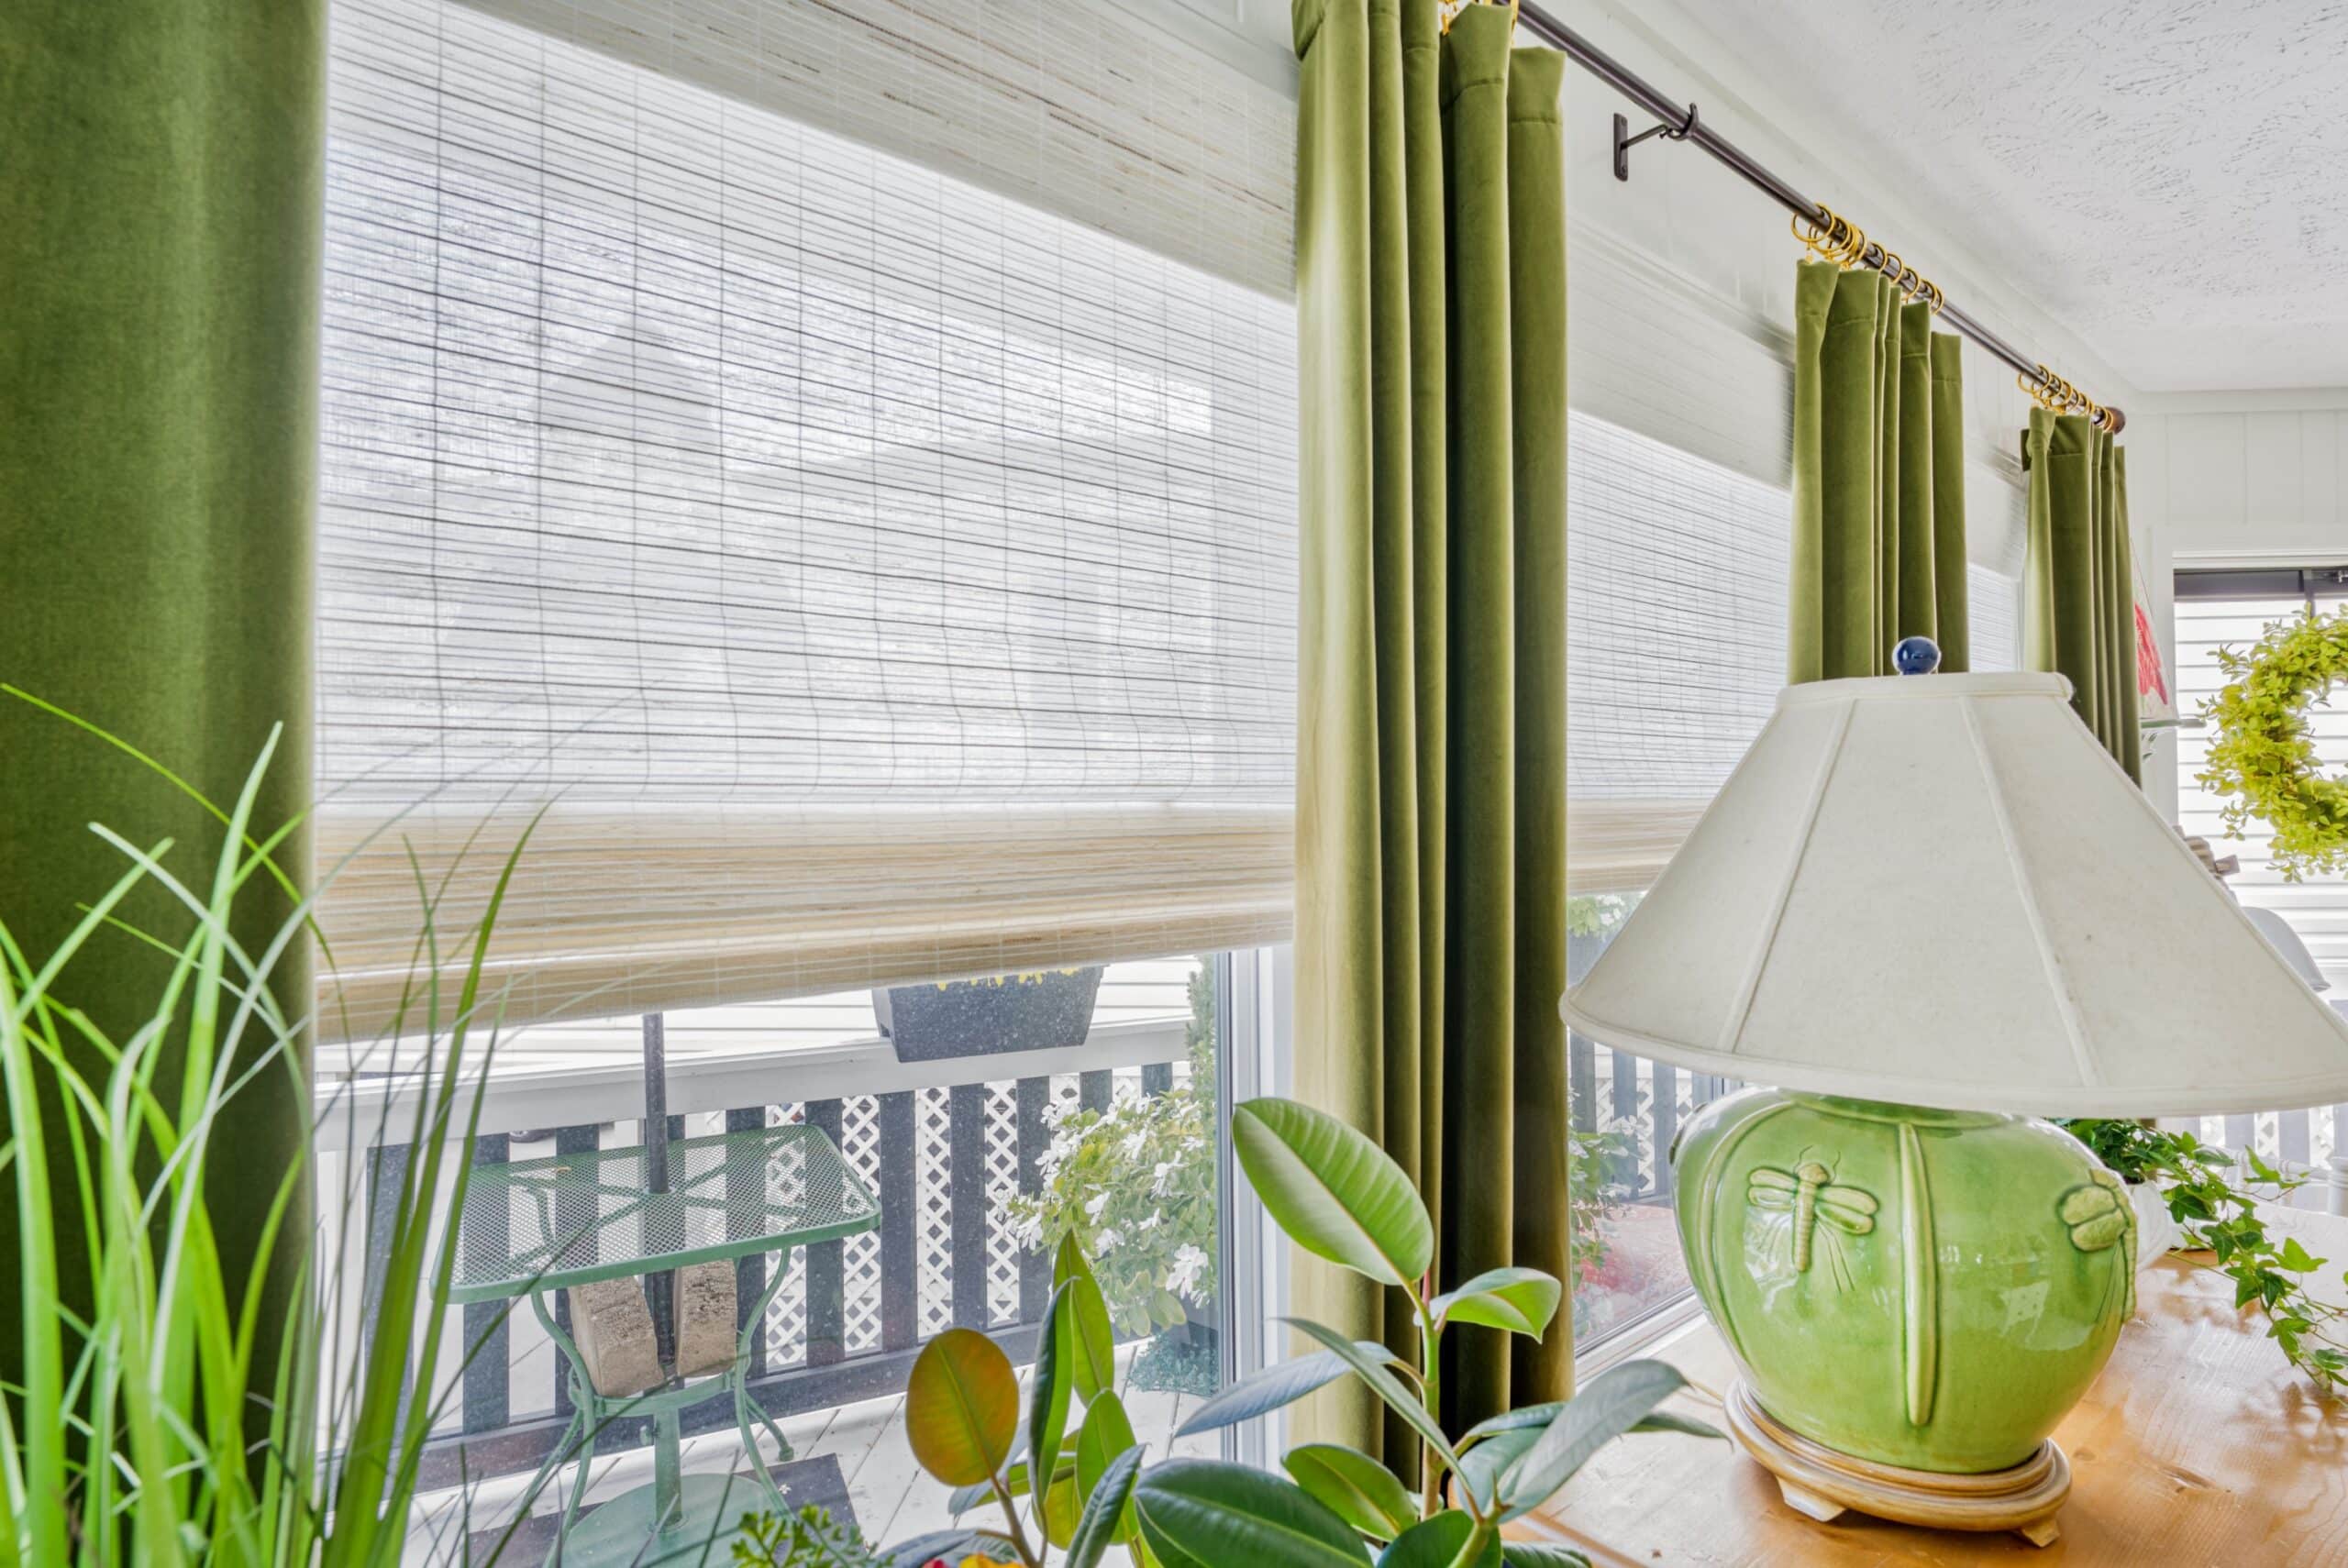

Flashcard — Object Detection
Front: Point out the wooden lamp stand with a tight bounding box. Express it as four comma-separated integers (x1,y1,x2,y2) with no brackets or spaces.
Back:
1724,1381,2070,1548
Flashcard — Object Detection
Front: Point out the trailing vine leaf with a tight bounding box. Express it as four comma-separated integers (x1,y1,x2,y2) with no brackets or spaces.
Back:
2061,1117,2348,1392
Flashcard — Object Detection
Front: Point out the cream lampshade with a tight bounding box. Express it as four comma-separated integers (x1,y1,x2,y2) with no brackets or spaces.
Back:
1563,669,2348,1119
1560,657,2348,1547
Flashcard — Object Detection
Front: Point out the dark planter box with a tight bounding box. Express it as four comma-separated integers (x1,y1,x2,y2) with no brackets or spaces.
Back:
875,966,1105,1062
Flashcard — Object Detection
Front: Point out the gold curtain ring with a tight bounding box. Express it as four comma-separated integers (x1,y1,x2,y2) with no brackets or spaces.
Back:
1795,209,1828,255
1833,218,1868,269
1879,248,1903,285
1925,279,1945,315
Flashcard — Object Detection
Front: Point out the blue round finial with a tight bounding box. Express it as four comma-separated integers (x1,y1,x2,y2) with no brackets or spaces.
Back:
1893,635,1942,676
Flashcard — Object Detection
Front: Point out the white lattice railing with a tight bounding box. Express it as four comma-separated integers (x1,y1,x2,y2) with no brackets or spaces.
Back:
315,1015,1194,1485
2187,1108,2348,1214
1565,1042,2348,1219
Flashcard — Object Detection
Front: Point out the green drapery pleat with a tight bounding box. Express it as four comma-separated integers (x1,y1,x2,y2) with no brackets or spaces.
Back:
1292,0,1570,1463
2023,410,2141,781
1789,261,1970,682
1,0,323,1397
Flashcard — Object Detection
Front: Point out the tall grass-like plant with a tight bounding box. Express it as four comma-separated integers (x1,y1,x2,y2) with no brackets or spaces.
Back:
0,708,537,1566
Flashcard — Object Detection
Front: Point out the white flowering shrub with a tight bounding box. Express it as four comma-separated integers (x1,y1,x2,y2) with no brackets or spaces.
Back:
1005,968,1220,1337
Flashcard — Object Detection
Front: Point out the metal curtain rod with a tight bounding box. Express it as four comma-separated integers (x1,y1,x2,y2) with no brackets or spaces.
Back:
1512,0,2124,432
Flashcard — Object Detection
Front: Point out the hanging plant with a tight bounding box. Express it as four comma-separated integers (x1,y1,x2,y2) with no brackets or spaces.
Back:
2197,604,2348,880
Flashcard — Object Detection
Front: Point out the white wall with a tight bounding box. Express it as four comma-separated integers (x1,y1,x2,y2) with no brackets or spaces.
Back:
2130,395,2348,819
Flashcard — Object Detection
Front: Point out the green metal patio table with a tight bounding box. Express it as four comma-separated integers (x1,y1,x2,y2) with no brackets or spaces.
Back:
450,1122,881,1566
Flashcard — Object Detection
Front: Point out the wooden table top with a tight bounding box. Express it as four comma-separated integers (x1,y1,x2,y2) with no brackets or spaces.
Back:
1519,1215,2348,1567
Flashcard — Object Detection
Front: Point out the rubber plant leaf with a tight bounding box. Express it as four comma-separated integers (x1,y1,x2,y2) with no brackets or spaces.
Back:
1133,1457,1373,1568
1375,1511,1497,1568
1233,1098,1434,1287
1427,1267,1562,1338
904,1328,1021,1487
1064,1443,1146,1568
1496,1360,1687,1520
1174,1342,1397,1439
1282,1442,1418,1542
1029,1280,1078,1518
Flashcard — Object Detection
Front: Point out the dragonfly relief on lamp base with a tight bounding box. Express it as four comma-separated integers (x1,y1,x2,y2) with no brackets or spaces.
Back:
1747,1156,1879,1286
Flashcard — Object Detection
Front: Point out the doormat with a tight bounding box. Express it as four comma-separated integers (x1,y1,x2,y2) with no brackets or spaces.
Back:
1127,1328,1219,1397
462,1451,853,1564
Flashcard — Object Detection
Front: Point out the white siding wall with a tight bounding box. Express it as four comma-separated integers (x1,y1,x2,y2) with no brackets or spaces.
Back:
2130,401,2348,822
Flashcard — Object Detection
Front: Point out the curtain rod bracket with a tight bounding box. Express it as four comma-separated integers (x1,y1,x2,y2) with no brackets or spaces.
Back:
1613,101,1699,182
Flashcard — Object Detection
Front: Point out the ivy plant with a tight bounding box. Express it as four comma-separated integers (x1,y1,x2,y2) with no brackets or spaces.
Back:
2061,1118,2348,1388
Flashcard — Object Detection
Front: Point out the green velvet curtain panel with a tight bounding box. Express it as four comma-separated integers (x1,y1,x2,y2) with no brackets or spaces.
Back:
1,0,324,1383
1292,0,1570,1462
1789,261,1971,682
2023,410,2141,781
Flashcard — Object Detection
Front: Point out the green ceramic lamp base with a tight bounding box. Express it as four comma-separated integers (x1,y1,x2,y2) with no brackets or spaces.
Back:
1672,1088,2133,1521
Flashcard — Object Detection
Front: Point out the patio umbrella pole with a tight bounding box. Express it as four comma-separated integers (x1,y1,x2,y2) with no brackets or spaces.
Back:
643,1012,678,1373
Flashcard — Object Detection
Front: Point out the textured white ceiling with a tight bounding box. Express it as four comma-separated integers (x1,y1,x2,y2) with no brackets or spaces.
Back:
1666,0,2348,392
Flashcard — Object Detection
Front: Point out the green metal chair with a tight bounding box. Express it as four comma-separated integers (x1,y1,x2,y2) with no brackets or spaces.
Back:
450,1123,881,1566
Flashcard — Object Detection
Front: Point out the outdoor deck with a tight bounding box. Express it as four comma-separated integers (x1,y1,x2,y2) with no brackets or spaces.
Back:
403,1343,1218,1562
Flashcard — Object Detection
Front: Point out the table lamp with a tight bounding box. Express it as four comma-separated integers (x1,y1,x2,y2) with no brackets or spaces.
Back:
1561,639,2348,1546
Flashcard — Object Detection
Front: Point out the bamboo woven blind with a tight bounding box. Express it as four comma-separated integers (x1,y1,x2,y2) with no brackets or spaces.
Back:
315,0,1298,1038
1563,413,2020,895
